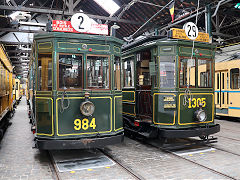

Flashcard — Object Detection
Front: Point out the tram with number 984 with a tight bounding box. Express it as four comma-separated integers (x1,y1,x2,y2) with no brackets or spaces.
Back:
28,32,123,149
122,28,220,145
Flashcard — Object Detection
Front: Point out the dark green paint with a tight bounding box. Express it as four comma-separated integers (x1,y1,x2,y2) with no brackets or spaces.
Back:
30,32,123,140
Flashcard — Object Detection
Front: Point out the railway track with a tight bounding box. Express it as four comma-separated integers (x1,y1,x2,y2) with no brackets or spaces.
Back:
144,140,237,180
48,151,61,180
99,149,145,180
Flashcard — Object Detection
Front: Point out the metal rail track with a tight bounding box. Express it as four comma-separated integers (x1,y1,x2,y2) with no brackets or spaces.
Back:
48,151,61,180
216,134,240,142
99,149,145,180
144,141,237,180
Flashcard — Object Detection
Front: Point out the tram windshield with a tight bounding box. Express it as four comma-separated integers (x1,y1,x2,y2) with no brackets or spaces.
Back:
179,57,213,88
86,55,110,89
198,59,213,88
59,54,83,90
180,57,196,88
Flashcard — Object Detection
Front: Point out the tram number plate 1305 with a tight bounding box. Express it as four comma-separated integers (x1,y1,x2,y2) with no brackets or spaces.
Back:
188,98,206,109
74,118,96,130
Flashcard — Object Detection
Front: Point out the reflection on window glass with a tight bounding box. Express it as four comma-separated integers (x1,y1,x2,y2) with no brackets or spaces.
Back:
16,82,18,90
114,56,121,90
87,56,109,89
230,68,240,89
198,59,212,88
180,58,195,87
38,54,52,91
59,54,82,89
160,56,175,88
153,56,159,87
123,58,134,87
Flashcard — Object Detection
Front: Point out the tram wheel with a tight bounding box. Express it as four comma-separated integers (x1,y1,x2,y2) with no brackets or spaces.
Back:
199,135,208,140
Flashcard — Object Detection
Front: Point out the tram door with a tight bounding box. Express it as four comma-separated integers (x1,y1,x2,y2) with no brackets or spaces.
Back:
215,71,228,109
136,51,152,120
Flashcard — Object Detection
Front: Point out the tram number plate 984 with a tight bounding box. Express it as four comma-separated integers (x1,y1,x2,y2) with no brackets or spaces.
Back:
188,98,206,108
74,118,96,130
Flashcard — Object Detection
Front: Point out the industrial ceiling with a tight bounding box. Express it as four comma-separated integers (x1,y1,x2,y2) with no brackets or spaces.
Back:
0,0,239,77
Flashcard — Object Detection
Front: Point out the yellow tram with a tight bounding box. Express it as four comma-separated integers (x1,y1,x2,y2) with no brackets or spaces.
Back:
0,44,14,138
214,59,240,117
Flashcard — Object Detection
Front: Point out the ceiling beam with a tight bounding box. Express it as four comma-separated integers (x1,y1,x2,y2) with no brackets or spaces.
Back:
7,50,31,53
212,32,234,38
0,27,44,33
0,5,143,25
1,41,31,45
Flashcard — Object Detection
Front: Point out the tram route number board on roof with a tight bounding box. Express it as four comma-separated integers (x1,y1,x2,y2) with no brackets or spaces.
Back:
170,28,209,43
52,13,108,35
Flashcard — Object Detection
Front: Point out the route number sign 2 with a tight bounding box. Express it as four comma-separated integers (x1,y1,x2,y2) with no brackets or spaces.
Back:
184,22,199,40
71,13,92,33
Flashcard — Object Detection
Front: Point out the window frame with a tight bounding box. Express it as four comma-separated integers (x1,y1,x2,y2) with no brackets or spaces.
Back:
114,56,121,91
37,53,53,91
57,53,84,91
230,68,240,90
86,54,111,90
179,56,197,88
122,56,135,88
197,58,214,88
159,55,176,88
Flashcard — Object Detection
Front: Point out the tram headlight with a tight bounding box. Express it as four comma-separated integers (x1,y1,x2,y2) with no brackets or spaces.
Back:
80,101,95,116
195,109,207,122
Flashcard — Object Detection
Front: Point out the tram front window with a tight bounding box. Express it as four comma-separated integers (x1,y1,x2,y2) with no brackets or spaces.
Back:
38,54,52,91
87,55,110,89
179,57,196,88
160,56,175,88
198,59,212,88
59,54,83,90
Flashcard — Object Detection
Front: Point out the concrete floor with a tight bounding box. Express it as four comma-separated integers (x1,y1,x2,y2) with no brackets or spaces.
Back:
0,97,240,179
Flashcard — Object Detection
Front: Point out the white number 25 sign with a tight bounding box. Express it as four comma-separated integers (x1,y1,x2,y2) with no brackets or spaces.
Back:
184,22,199,40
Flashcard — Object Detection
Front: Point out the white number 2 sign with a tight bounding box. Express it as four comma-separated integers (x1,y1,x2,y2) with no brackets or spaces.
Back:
71,13,92,33
184,22,199,40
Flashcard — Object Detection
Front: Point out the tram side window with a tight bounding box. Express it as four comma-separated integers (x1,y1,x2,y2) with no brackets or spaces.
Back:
198,59,212,88
123,58,134,87
59,54,83,90
160,56,175,88
230,68,240,89
180,58,195,87
37,54,52,91
114,56,121,90
87,55,109,89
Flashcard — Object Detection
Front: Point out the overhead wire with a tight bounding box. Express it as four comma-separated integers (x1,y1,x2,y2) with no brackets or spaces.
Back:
183,0,200,106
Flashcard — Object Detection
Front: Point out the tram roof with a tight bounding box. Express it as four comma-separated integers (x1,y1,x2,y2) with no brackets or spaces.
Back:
122,35,216,52
34,32,124,45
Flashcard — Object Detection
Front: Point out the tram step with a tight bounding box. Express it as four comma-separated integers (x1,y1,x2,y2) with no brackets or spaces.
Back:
135,119,152,123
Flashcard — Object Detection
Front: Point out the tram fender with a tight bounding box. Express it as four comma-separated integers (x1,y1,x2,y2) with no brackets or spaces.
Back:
35,134,124,150
158,124,220,138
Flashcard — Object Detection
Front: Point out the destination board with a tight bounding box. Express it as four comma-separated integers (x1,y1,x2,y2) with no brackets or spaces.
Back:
169,28,209,43
52,20,108,35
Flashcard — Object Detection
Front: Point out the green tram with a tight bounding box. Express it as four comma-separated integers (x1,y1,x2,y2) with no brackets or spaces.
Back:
122,34,220,143
29,32,123,149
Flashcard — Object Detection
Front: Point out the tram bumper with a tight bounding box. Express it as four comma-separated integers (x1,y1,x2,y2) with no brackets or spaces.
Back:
35,134,124,150
158,124,220,138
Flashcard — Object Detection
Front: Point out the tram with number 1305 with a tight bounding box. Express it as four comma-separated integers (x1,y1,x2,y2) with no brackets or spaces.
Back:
121,27,220,146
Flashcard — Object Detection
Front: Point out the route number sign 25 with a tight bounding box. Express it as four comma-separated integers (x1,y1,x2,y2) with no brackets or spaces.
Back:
184,22,199,40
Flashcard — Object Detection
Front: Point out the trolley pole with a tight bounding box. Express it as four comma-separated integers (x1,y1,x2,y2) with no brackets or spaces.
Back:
205,4,212,42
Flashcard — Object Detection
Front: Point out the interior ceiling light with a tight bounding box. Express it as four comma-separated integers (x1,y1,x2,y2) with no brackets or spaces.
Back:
9,11,31,21
93,0,120,15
